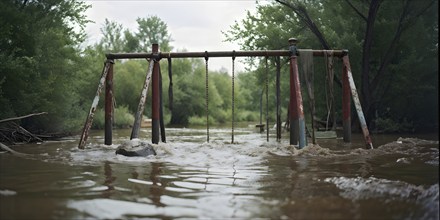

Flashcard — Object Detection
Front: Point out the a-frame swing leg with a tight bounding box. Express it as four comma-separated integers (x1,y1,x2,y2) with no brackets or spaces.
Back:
78,59,114,149
342,55,373,149
130,60,154,140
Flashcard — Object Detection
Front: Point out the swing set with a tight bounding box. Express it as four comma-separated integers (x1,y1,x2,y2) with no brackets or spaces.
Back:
78,38,373,150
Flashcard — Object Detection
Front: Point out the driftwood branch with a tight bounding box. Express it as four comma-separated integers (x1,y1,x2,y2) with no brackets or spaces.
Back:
0,112,48,124
0,142,48,160
0,142,29,157
0,112,48,144
345,0,368,22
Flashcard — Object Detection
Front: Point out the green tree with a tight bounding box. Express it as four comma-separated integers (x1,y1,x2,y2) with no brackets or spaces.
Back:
136,16,172,52
99,18,125,52
98,15,172,53
225,0,438,132
0,0,91,133
169,58,207,125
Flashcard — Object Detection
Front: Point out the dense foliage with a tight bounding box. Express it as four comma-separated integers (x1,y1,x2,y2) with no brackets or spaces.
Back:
0,0,90,133
224,0,438,132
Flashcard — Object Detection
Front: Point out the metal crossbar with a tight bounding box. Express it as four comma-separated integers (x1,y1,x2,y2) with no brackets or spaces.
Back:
106,49,347,60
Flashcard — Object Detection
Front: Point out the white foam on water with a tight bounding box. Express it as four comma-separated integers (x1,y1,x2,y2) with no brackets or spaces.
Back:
65,134,357,169
128,178,159,186
325,176,439,219
67,133,303,168
67,198,200,219
56,180,97,190
0,189,17,196
324,176,439,205
43,134,439,182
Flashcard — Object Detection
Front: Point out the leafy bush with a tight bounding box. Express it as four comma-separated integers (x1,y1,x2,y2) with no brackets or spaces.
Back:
92,110,105,129
92,106,134,129
236,110,259,122
114,106,135,128
374,117,414,133
188,116,215,126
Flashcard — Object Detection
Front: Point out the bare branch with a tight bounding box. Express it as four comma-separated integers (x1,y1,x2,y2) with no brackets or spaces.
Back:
345,0,368,22
0,112,48,124
371,0,434,91
371,0,430,91
275,0,331,49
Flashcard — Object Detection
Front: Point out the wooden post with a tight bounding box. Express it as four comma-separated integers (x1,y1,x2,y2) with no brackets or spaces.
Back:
342,54,351,143
130,60,154,140
78,60,112,149
289,38,306,148
159,65,166,143
104,60,114,145
151,44,160,144
342,55,373,149
276,56,281,142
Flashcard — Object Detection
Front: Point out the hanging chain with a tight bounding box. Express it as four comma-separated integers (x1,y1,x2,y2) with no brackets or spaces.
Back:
205,51,209,143
324,51,335,131
265,55,269,142
231,51,236,144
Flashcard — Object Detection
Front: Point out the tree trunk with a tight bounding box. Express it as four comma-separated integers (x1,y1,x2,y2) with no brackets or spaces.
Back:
361,0,381,126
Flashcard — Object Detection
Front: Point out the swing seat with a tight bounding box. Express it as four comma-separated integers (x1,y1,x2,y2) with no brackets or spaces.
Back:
141,118,152,128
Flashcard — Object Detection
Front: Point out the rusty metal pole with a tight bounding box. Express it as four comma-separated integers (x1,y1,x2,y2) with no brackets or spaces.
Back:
276,57,281,142
151,44,160,144
342,55,373,149
104,60,114,145
159,65,166,143
78,59,112,149
106,49,347,60
289,40,298,145
289,38,306,148
130,60,154,140
342,53,351,143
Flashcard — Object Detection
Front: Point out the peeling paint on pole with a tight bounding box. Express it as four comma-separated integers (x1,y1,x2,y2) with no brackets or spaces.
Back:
342,56,373,149
78,60,113,149
130,60,154,140
289,38,306,148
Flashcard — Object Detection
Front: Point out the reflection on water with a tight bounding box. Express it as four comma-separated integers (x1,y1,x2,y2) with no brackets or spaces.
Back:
0,127,438,219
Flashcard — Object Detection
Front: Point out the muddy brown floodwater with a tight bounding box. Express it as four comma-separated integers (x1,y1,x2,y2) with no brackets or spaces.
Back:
0,127,438,219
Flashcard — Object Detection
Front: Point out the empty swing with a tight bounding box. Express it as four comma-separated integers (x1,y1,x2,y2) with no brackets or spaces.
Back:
256,55,270,141
204,51,209,143
265,55,269,142
324,51,335,131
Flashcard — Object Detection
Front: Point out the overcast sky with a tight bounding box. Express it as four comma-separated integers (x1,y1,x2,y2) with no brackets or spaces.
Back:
83,0,259,72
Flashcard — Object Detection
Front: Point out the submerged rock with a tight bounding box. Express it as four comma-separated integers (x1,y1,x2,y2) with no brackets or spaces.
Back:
115,139,156,157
